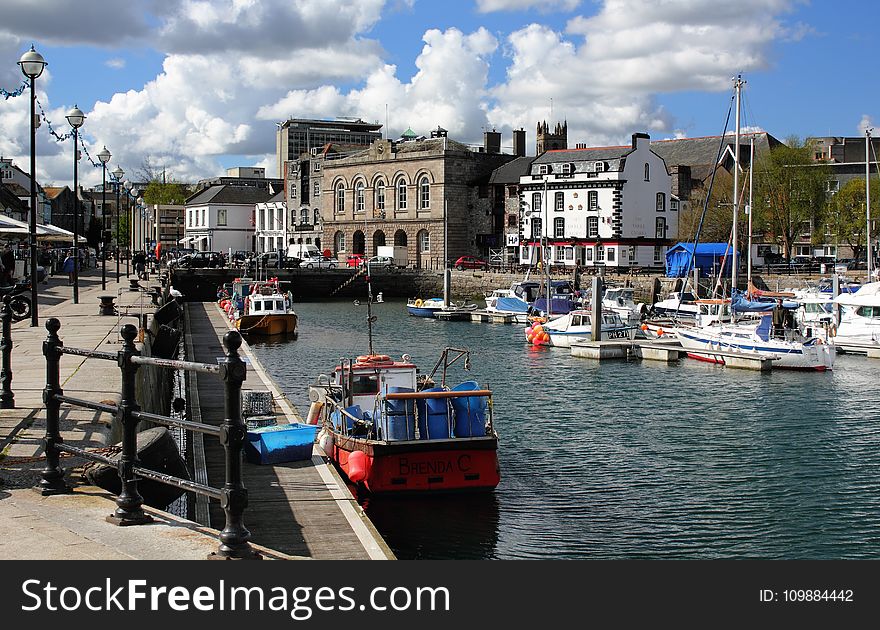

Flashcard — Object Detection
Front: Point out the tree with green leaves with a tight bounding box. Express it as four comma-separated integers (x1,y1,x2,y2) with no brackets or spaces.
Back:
824,176,880,262
752,137,830,260
677,168,737,244
142,179,188,205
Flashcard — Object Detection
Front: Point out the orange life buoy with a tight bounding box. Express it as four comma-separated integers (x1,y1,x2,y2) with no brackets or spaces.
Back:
414,299,423,307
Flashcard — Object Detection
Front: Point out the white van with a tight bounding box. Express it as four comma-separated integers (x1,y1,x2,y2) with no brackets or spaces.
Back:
287,243,321,261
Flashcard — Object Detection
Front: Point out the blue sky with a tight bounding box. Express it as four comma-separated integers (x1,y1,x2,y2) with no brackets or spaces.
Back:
1,0,878,188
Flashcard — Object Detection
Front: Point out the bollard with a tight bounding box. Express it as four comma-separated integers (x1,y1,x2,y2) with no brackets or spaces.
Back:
106,323,153,526
39,318,70,495
210,330,260,559
0,296,14,409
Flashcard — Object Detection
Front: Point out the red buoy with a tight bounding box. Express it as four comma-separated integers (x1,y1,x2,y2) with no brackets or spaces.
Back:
348,450,370,483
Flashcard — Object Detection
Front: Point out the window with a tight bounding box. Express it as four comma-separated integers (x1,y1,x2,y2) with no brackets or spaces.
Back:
314,209,321,225
596,244,605,262
335,183,345,214
187,210,193,228
418,229,430,253
538,164,549,175
300,206,309,225
334,230,346,253
826,180,840,194
588,191,598,210
587,216,598,238
554,217,565,238
607,247,615,262
201,208,206,226
585,247,593,262
671,198,679,212
355,181,365,213
560,163,572,176
654,246,663,264
656,192,666,212
644,163,650,181
313,180,320,196
217,208,227,226
532,192,542,211
555,192,564,212
565,247,574,261
289,183,297,199
419,176,430,210
629,246,636,261
531,217,542,239
375,181,385,211
595,162,605,173
313,161,321,172
396,179,407,211
507,214,518,227
655,217,666,239
267,207,274,229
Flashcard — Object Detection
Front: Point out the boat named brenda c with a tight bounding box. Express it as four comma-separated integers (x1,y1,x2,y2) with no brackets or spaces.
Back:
308,348,500,494
218,277,298,337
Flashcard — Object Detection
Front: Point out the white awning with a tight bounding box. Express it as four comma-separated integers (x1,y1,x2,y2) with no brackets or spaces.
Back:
177,236,192,244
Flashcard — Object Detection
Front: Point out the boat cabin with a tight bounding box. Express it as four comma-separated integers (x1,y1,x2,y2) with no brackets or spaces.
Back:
332,355,417,413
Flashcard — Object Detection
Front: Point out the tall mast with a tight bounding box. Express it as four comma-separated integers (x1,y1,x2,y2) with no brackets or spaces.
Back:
867,128,873,281
731,75,743,293
746,135,755,293
544,177,551,317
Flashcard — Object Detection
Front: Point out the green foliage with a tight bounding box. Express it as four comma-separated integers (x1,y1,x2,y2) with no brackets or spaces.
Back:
752,137,830,259
142,180,187,205
677,168,736,243
824,177,880,261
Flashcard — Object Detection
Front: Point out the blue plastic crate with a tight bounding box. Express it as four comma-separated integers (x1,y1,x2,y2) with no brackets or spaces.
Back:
245,423,319,465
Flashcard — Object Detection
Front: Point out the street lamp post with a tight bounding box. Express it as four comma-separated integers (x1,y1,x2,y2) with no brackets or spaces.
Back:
66,105,85,304
124,181,133,275
112,166,124,281
96,146,111,291
18,45,47,327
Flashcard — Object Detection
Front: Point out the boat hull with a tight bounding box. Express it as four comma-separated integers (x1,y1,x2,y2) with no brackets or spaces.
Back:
406,306,441,318
327,432,500,494
676,328,834,371
236,313,298,336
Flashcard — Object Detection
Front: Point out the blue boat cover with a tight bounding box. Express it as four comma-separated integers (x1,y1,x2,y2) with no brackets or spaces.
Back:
666,242,735,278
731,290,798,313
496,296,530,313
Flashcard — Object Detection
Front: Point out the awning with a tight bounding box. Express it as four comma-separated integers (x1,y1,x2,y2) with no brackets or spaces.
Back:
177,236,192,244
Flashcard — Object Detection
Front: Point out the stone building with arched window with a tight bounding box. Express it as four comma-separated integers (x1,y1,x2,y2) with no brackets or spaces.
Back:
320,135,516,267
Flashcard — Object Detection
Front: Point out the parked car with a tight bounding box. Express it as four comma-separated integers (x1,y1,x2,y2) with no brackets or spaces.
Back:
250,251,300,269
453,255,488,271
346,254,365,268
171,251,223,269
301,256,338,269
365,255,396,268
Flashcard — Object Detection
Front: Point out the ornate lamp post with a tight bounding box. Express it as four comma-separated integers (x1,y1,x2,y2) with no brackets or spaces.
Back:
96,146,111,290
124,181,133,275
112,166,124,281
65,105,85,304
18,45,47,327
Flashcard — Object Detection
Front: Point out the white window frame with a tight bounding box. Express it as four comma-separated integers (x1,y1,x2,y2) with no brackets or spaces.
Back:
419,176,430,210
397,179,408,211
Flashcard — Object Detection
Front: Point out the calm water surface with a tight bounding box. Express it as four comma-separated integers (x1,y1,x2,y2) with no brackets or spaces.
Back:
247,299,880,559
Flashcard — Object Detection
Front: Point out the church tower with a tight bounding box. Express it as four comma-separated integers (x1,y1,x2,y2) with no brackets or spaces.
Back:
536,120,568,154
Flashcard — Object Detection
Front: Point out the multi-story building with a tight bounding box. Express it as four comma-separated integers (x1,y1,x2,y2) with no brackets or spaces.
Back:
183,185,272,254
320,133,516,267
518,133,675,269
194,167,282,195
1,156,51,223
148,204,185,254
275,118,383,179
254,190,288,254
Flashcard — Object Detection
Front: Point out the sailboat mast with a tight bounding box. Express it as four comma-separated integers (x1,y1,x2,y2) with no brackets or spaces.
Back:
544,177,551,318
366,262,374,356
731,75,743,293
867,128,873,281
747,135,755,292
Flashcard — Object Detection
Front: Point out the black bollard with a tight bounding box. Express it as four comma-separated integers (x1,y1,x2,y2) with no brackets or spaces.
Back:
39,318,70,495
106,323,153,526
210,330,260,559
0,296,14,409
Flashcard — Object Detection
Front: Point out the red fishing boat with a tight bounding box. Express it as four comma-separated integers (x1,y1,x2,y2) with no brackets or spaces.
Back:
307,264,500,494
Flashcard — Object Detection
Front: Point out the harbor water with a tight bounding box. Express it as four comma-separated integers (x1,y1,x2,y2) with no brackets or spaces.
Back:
246,299,880,559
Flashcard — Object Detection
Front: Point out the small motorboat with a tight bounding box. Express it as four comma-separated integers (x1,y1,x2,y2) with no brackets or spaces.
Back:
218,277,298,337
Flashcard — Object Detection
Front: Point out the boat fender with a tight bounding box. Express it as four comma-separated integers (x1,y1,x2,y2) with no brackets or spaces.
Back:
348,450,370,483
414,299,423,307
828,323,837,338
356,354,392,364
306,401,324,425
318,431,334,457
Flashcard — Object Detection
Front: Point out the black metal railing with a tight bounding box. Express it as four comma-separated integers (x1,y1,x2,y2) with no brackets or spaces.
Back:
39,317,259,560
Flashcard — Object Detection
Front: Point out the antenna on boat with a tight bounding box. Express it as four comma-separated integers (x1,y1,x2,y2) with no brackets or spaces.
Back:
365,261,377,356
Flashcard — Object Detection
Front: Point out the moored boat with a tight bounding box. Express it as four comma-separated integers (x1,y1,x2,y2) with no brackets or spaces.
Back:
219,277,298,337
406,297,445,317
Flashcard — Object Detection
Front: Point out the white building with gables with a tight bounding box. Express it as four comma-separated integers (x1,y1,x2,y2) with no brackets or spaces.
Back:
517,133,677,269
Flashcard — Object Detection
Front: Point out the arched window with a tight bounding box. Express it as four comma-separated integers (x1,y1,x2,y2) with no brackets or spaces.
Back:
334,230,346,254
355,181,365,213
394,229,408,247
419,176,430,210
656,192,666,212
554,192,564,212
554,217,565,238
313,208,321,225
335,182,345,214
353,230,365,255
417,229,430,253
396,178,407,211
375,180,386,212
373,230,386,251
644,163,650,181
300,206,309,225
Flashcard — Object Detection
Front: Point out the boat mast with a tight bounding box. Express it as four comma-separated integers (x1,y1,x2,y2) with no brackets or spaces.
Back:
544,176,551,317
731,75,743,295
867,128,873,281
746,135,755,293
365,261,375,356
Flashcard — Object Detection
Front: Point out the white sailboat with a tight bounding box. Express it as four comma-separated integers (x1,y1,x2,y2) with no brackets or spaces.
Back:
673,76,835,371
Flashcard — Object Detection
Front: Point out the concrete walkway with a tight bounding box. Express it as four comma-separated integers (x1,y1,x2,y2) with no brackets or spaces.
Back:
0,265,298,559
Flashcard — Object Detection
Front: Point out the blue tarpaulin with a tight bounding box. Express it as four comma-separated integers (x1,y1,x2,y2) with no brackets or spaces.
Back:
665,242,736,278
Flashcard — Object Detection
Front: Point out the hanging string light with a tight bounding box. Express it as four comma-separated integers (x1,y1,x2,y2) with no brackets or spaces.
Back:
1,80,27,99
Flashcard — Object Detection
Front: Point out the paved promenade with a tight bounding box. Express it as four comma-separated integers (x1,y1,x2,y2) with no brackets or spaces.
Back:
0,265,390,560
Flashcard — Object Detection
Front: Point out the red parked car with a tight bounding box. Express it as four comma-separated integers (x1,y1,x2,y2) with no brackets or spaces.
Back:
346,254,365,268
453,255,488,271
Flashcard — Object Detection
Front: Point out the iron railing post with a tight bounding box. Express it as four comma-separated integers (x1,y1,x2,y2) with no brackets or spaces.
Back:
39,318,70,495
0,296,14,409
210,330,259,559
106,323,153,525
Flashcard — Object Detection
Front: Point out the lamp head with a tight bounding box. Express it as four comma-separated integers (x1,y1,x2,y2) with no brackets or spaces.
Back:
65,105,85,129
97,146,111,164
18,45,47,79
112,167,124,180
